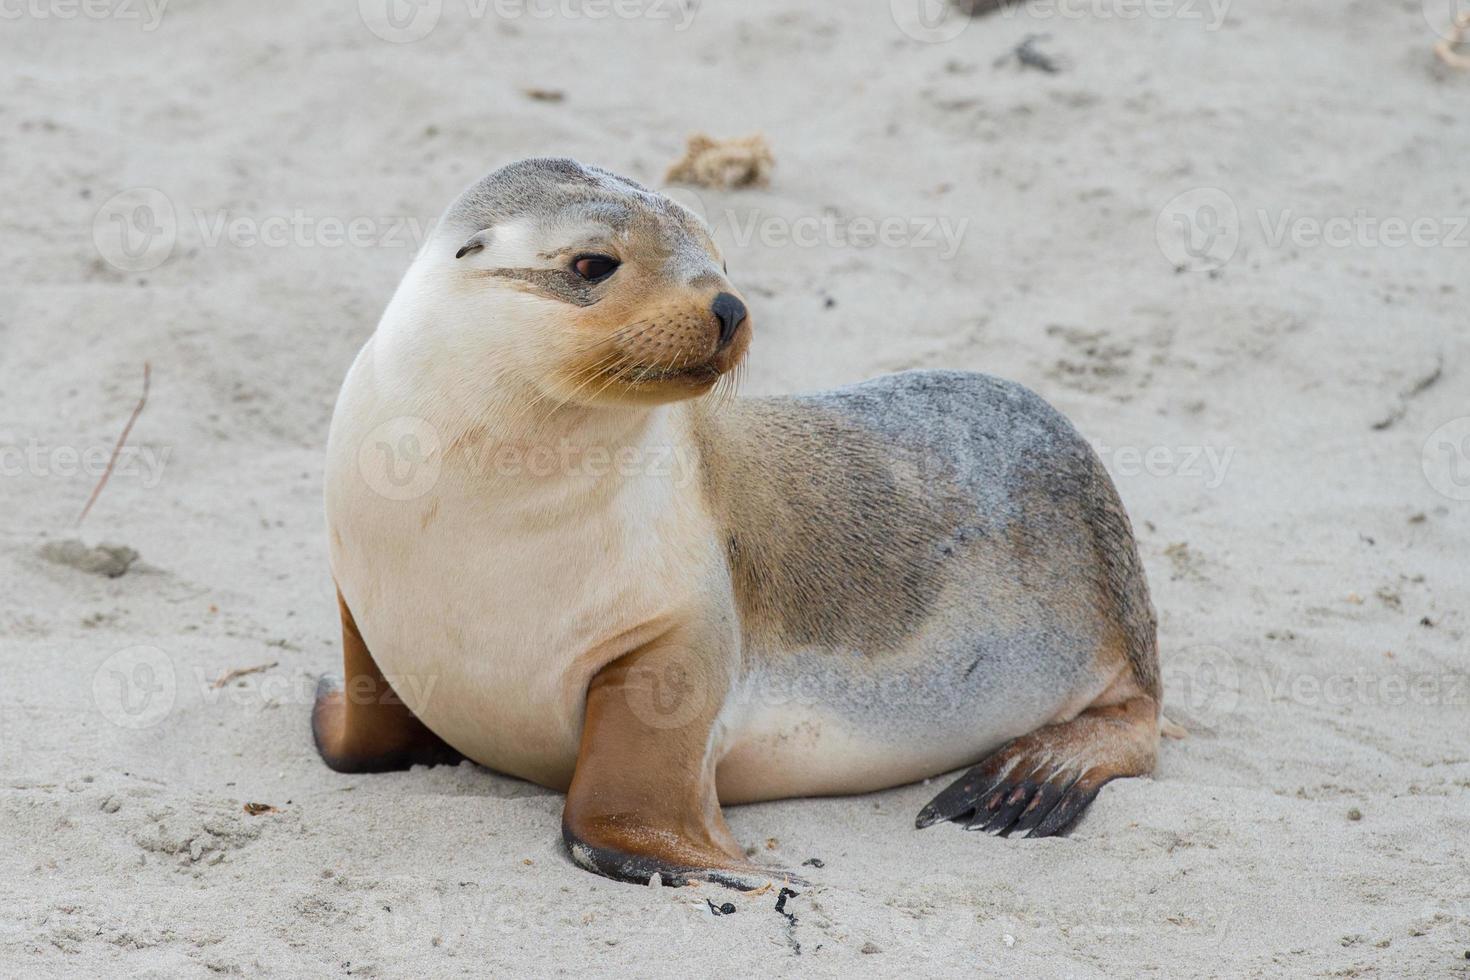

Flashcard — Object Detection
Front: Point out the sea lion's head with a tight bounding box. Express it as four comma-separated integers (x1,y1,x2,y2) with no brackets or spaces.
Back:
420,157,750,407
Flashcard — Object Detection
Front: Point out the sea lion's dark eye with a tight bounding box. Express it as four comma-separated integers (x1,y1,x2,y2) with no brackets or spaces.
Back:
571,255,619,282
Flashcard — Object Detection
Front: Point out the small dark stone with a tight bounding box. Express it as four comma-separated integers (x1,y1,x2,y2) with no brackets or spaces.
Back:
801,857,825,868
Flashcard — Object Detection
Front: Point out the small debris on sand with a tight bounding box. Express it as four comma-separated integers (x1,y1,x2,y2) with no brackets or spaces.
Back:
774,886,802,954
523,87,564,102
1370,353,1442,430
210,662,279,689
242,803,280,816
1163,541,1203,581
665,132,774,190
40,539,139,578
996,34,1063,74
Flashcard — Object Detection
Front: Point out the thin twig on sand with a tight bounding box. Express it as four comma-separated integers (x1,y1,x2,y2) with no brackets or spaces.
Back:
1372,353,1444,431
76,362,151,527
211,662,279,689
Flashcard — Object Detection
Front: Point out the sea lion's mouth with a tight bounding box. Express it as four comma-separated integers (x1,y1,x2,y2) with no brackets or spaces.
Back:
611,361,723,386
575,318,750,404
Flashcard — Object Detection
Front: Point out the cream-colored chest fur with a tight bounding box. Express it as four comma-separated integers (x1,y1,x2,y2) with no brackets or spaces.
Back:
324,338,722,788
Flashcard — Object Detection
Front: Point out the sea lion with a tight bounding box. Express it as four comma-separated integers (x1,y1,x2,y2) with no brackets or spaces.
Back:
316,157,1164,888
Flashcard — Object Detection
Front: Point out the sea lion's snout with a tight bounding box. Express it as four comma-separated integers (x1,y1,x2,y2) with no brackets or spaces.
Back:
711,292,748,351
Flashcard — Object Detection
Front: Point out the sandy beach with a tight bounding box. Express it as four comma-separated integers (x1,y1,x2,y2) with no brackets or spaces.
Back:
3,0,1468,974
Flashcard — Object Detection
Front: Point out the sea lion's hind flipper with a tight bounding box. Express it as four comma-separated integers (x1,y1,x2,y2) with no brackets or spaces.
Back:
915,694,1159,838
311,587,464,773
561,632,803,890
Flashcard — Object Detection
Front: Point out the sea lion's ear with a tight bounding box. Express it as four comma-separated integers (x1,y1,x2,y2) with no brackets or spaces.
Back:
455,230,491,259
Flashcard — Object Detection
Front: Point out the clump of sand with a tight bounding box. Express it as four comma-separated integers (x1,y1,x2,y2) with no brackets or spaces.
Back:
665,132,774,189
40,539,139,578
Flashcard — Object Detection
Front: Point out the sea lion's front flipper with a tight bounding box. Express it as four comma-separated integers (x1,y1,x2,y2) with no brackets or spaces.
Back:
312,587,464,773
562,630,797,890
915,692,1160,838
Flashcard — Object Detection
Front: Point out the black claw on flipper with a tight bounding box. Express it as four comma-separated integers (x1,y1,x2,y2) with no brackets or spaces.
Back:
1010,778,1071,836
917,757,1110,839
969,779,1041,836
1026,781,1103,838
913,755,1009,830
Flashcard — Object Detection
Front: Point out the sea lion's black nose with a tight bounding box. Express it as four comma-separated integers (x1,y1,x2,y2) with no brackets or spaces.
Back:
711,292,747,349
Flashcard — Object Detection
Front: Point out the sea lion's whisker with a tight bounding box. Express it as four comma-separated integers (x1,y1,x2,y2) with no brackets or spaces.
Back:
530,348,632,427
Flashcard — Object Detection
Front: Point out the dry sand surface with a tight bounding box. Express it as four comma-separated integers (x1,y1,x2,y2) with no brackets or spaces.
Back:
4,0,1469,975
